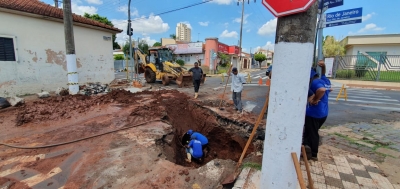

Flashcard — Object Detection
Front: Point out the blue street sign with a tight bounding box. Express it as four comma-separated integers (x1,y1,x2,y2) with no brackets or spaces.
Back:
319,0,344,10
325,19,362,28
325,7,362,22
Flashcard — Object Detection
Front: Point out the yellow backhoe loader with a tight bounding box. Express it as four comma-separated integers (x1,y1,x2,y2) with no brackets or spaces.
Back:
135,46,206,87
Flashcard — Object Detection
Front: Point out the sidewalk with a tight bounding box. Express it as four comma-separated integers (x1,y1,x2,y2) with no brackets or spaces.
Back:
233,148,400,189
331,80,400,91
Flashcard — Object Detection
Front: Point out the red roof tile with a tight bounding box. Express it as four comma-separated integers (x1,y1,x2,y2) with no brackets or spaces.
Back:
0,0,122,33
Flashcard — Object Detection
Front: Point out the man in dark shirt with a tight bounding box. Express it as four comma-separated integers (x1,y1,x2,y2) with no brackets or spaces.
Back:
189,62,203,99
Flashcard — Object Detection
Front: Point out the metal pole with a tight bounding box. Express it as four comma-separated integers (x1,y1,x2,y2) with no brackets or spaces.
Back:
376,54,383,81
128,0,133,81
316,0,327,77
238,0,245,72
63,0,79,94
55,0,58,8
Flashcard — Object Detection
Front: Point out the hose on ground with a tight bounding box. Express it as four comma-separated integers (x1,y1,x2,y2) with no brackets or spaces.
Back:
0,119,161,149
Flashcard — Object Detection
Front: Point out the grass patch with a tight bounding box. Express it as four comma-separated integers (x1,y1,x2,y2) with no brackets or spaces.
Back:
335,70,400,82
241,162,262,171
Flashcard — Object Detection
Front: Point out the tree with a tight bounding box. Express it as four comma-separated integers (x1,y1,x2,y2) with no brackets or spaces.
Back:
254,53,267,68
153,42,162,47
84,13,120,50
218,53,230,67
323,35,345,57
114,54,125,60
138,40,149,53
169,34,176,40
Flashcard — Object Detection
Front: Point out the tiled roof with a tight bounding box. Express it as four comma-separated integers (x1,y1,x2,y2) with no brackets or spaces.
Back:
0,0,122,33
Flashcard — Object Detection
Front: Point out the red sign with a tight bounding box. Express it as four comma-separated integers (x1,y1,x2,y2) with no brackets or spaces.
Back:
262,0,316,17
218,43,229,54
228,46,240,55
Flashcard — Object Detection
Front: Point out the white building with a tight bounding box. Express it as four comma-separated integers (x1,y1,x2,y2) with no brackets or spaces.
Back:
176,23,191,42
341,34,400,56
0,0,122,97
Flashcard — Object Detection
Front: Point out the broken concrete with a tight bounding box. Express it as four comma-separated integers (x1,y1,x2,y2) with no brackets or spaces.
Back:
37,91,50,98
8,96,25,107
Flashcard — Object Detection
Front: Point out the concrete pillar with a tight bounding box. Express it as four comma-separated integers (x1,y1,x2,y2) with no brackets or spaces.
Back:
260,1,318,188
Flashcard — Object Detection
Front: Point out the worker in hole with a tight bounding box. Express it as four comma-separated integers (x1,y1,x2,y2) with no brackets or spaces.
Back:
183,130,210,157
185,137,203,163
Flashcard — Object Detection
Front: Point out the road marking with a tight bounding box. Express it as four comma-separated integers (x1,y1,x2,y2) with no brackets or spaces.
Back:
253,76,261,78
329,98,400,106
262,76,268,79
329,92,392,98
0,154,45,167
334,96,399,102
21,167,62,187
0,165,23,177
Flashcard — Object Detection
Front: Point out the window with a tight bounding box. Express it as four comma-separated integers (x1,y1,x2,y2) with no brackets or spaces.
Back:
0,36,16,61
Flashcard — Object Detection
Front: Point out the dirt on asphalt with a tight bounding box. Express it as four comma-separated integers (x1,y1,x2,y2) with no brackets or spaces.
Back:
0,89,263,189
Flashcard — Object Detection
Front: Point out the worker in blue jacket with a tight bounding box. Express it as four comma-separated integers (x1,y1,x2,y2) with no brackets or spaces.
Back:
185,138,203,163
186,130,210,156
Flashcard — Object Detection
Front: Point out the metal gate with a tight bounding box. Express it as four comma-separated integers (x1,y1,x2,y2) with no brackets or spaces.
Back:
334,54,400,82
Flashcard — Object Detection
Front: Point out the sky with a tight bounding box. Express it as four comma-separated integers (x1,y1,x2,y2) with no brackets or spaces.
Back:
40,0,400,53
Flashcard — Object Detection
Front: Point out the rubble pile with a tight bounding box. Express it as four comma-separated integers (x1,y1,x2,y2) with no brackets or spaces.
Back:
79,82,110,96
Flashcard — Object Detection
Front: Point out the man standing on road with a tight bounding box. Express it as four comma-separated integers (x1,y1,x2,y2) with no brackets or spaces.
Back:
303,60,332,161
189,62,203,99
231,67,246,113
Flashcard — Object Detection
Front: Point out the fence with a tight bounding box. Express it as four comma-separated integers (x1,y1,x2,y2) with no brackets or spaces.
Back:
114,60,126,71
333,55,400,82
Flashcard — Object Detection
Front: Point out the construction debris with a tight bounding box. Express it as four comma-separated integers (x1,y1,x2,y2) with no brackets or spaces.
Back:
56,87,69,96
79,82,110,96
9,96,25,106
37,91,50,98
0,97,11,109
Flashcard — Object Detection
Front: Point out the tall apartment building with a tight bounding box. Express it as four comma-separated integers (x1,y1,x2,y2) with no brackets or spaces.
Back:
176,23,191,42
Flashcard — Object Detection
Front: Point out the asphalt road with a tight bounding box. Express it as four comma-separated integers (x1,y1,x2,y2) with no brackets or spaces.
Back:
114,70,400,126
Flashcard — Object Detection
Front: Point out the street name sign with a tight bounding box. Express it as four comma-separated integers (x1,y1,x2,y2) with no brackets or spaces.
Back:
324,7,362,28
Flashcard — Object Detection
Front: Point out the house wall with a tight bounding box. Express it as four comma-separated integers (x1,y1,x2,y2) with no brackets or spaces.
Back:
176,53,204,66
0,12,115,97
346,44,400,56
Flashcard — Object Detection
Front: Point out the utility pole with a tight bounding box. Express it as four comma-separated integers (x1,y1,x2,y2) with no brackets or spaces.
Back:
316,0,328,77
237,0,256,72
54,0,58,8
127,0,134,81
63,0,79,94
260,1,318,188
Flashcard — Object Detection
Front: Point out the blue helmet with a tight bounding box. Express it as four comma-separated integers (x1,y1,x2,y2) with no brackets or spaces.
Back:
187,130,193,135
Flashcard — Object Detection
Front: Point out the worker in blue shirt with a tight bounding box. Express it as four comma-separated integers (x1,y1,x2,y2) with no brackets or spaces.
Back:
303,60,332,161
185,139,203,163
187,130,208,148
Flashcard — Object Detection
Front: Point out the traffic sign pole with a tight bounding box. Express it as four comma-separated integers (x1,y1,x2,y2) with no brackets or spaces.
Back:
260,1,318,188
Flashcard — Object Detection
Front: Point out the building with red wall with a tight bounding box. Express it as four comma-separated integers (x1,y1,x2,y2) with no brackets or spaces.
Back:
205,38,241,72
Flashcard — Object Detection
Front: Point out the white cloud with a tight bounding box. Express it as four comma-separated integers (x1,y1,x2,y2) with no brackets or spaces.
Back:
112,15,169,44
357,23,385,33
257,18,277,36
86,0,102,5
255,41,275,51
219,30,238,38
141,36,157,46
181,21,192,29
233,14,250,24
224,22,229,28
117,5,139,17
71,2,97,15
208,0,235,5
362,12,375,22
246,29,251,32
199,21,209,26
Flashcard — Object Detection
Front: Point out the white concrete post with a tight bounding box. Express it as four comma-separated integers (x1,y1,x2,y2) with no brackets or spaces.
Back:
260,2,318,188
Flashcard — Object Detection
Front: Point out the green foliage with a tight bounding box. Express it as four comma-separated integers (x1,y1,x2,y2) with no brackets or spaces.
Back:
255,53,267,67
323,36,345,57
170,34,176,40
241,162,262,171
84,13,120,50
114,54,125,60
217,66,228,74
176,59,185,66
153,42,162,47
218,53,230,67
336,70,355,79
138,40,149,53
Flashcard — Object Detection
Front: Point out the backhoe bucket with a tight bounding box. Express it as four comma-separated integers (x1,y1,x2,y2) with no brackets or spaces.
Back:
176,74,193,88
